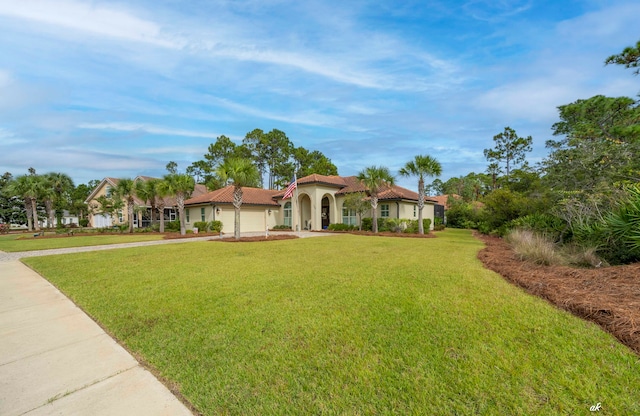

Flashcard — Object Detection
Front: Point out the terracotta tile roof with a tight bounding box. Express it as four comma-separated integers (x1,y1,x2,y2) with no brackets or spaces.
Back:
185,185,280,206
431,194,460,209
296,174,348,187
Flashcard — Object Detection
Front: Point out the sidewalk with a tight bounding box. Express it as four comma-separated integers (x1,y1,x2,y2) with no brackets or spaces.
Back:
0,260,193,415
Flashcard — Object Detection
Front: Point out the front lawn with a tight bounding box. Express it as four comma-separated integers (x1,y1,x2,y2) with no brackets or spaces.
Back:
24,230,640,415
0,233,163,252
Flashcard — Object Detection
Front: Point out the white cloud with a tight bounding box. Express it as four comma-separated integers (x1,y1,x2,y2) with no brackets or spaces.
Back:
77,122,220,139
0,0,180,48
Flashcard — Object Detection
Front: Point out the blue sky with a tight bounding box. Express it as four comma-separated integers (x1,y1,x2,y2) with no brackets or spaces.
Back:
0,0,638,190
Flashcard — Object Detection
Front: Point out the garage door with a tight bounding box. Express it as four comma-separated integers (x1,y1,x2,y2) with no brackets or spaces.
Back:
93,214,112,228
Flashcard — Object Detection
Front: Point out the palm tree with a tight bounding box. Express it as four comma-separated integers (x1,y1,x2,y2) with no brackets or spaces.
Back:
47,172,74,225
399,155,442,234
357,166,395,233
155,180,169,233
114,178,136,233
161,173,195,235
216,158,260,240
135,178,161,226
6,175,39,231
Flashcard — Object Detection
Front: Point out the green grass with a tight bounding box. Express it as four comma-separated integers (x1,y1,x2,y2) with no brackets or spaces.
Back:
24,229,639,415
0,233,163,252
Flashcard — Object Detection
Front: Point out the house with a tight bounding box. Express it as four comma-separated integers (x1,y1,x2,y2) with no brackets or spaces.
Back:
40,210,80,228
85,177,208,228
184,174,437,233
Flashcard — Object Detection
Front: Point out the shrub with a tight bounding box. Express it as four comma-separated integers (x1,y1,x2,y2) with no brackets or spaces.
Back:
0,223,10,234
209,221,223,232
166,220,180,232
272,224,292,230
186,229,193,234
79,218,89,227
423,218,432,232
193,221,209,232
509,213,567,241
328,223,356,231
361,218,373,231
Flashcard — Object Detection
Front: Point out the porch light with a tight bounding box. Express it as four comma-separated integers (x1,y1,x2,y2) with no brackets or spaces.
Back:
268,209,272,215
216,207,221,214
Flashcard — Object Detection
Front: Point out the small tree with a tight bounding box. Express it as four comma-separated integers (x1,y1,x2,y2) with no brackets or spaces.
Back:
357,166,395,233
343,192,369,231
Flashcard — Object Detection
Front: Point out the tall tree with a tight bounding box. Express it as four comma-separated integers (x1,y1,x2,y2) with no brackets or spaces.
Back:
45,172,74,226
484,127,532,184
216,158,260,240
357,166,395,233
161,174,195,235
166,161,178,174
399,155,442,234
155,179,169,233
606,39,640,75
6,174,40,231
543,95,640,194
113,178,137,233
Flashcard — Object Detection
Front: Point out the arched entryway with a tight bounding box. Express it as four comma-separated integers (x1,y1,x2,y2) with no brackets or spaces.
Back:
299,193,312,230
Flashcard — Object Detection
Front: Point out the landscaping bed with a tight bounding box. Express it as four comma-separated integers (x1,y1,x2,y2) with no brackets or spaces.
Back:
477,234,640,355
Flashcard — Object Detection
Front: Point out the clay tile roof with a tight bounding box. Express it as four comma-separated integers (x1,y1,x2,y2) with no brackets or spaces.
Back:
185,185,280,206
296,174,348,187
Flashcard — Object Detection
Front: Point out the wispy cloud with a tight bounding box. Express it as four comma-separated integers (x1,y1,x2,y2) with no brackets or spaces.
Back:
0,0,180,48
78,123,220,139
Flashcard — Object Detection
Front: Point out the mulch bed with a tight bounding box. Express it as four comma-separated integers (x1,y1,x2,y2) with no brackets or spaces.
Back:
327,230,437,238
477,234,640,355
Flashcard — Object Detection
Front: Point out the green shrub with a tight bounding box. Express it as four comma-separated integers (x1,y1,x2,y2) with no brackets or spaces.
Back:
79,218,89,227
209,221,223,232
509,213,567,241
361,218,373,231
166,220,180,232
423,218,432,232
193,221,209,232
186,229,193,234
272,224,292,230
328,223,356,231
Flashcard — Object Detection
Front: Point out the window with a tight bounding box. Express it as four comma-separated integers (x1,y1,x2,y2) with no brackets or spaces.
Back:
201,207,205,222
284,202,292,227
342,205,357,225
381,204,390,218
186,209,190,223
168,209,177,221
414,205,417,217
118,210,124,222
105,186,112,197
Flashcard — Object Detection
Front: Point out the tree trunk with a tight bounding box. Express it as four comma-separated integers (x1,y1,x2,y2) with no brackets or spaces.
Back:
45,199,54,229
25,200,34,231
178,194,186,235
31,197,40,231
371,194,378,233
233,187,243,240
418,178,425,235
128,200,134,233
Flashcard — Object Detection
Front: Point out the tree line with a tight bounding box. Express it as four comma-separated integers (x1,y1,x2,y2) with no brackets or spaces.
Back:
435,39,640,265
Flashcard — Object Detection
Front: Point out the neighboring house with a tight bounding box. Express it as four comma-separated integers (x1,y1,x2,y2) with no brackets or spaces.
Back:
85,176,208,228
40,210,80,228
184,174,437,233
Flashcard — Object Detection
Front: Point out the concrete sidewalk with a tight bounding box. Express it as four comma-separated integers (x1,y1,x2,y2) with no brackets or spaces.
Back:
0,260,193,416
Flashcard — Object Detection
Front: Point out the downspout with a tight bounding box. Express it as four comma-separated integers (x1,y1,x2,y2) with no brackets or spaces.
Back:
396,201,400,219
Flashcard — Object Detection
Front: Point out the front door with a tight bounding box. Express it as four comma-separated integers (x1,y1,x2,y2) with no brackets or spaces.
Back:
321,197,330,229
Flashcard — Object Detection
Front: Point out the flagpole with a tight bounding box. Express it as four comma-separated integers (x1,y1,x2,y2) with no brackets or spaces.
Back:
293,173,299,234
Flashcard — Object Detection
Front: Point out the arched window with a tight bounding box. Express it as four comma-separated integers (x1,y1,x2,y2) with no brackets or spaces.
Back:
342,204,357,226
284,202,292,227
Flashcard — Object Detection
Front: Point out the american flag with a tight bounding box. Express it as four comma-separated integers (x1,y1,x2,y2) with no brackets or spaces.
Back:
282,174,297,199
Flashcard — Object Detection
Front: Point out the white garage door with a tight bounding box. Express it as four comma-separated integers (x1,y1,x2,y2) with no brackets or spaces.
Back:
93,214,112,228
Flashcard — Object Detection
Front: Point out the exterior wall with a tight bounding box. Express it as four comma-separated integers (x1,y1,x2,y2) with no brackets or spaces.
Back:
87,181,120,227
185,204,279,234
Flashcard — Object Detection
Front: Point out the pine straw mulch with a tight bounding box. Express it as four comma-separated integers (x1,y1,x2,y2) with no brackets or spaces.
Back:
215,234,299,243
477,234,640,355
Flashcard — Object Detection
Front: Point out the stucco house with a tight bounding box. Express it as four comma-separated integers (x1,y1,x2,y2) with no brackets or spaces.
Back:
85,176,208,228
183,174,437,234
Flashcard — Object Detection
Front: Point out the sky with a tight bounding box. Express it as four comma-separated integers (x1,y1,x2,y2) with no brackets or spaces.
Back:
0,0,638,191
